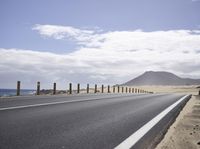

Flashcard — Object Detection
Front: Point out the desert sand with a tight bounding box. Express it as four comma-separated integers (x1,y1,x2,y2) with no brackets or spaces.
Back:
132,85,200,95
135,85,200,149
156,95,200,149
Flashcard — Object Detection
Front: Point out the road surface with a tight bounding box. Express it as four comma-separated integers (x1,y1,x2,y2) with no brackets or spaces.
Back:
0,93,190,149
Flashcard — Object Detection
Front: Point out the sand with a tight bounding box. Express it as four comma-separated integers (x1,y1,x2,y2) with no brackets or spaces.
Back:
127,85,200,149
132,85,200,95
155,95,200,149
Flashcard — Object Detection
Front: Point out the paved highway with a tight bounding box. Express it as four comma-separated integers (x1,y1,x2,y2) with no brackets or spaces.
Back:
0,93,190,149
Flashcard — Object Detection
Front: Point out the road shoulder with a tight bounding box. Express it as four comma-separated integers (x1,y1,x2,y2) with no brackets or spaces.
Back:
156,95,200,149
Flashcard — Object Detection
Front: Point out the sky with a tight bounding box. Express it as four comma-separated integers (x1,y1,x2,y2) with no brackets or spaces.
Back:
0,0,200,89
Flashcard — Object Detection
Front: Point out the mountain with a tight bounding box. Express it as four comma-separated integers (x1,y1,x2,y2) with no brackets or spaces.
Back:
124,71,200,86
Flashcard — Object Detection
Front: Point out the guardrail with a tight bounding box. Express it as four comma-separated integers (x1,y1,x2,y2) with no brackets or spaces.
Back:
15,81,153,96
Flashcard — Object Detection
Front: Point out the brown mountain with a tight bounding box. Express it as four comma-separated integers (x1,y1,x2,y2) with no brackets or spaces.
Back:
124,71,200,86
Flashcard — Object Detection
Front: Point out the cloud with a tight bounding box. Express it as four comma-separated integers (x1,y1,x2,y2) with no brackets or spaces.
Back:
1,26,200,88
32,24,99,46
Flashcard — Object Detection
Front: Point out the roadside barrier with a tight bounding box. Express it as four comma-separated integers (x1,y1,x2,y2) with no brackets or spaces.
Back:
15,81,153,96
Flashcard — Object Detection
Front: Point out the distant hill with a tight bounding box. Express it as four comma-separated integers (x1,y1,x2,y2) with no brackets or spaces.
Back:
124,71,200,86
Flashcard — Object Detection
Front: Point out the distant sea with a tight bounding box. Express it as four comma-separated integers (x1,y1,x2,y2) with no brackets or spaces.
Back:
0,89,35,97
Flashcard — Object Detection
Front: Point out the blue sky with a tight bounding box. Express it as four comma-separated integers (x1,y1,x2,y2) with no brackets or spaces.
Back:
0,0,200,89
1,0,200,53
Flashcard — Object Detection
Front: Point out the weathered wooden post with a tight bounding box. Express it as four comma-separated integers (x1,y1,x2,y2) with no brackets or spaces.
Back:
37,81,40,95
118,86,120,93
69,83,72,94
108,85,110,93
16,81,20,96
122,87,124,93
113,86,115,93
94,84,97,93
87,84,89,93
53,82,56,95
101,85,104,93
77,83,80,94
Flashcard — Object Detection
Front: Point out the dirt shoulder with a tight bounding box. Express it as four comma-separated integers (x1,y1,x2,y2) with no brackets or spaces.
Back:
156,95,200,149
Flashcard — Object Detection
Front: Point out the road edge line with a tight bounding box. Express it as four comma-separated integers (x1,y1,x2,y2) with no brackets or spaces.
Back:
114,94,191,149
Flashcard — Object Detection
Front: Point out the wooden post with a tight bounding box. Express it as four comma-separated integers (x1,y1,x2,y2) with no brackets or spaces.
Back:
94,84,97,93
122,87,124,93
69,83,72,94
53,83,56,95
132,88,134,93
108,85,110,93
129,88,131,93
126,87,128,93
87,84,89,93
135,88,137,93
16,81,20,96
37,81,40,95
118,86,120,93
113,86,115,93
77,83,80,94
101,85,104,93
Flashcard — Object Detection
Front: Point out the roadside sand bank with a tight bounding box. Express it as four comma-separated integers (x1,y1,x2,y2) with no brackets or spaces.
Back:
156,95,200,149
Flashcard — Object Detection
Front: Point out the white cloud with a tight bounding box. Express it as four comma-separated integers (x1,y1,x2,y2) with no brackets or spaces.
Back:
1,25,200,88
32,24,97,44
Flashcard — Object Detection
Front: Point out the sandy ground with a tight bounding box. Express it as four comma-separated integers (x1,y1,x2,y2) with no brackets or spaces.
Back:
139,85,200,149
156,95,200,149
133,85,200,95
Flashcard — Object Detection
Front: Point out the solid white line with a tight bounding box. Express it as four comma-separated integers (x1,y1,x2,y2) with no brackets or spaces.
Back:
0,98,99,111
0,94,150,111
114,94,190,149
0,94,138,111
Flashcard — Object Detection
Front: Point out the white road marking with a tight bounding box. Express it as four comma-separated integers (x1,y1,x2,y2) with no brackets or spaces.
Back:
0,94,139,111
0,98,99,111
115,94,190,149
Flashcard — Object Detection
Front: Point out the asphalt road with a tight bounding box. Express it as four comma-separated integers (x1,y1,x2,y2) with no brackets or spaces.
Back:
0,93,189,149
